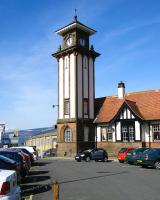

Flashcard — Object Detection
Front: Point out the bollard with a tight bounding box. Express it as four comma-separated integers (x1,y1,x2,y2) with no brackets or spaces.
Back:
53,179,59,200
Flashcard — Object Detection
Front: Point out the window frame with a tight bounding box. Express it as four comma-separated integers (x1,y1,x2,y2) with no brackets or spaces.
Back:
152,124,160,141
64,128,72,143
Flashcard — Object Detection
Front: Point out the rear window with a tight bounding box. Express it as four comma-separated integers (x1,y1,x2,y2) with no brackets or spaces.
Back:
119,148,127,153
143,149,159,154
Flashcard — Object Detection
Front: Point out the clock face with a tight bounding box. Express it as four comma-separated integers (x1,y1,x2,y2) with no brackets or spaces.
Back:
79,38,85,46
66,37,73,46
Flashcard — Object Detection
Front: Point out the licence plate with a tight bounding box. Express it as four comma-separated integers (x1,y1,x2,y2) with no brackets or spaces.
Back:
137,160,142,163
127,153,131,155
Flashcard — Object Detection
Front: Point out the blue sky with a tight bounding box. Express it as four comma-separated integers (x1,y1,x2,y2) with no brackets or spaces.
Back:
0,0,160,130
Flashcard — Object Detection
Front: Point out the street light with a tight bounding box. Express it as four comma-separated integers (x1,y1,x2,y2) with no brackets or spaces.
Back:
52,104,59,108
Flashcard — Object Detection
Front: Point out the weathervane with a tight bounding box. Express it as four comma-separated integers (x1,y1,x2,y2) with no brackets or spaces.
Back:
74,8,78,21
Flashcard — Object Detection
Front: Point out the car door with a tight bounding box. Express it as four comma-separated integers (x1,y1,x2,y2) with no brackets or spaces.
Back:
93,149,103,160
91,149,98,160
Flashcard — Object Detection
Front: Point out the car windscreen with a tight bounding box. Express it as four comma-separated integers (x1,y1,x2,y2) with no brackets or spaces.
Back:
82,149,93,153
119,148,127,153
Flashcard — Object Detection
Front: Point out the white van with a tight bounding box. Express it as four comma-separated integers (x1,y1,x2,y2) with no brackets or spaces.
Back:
0,169,21,200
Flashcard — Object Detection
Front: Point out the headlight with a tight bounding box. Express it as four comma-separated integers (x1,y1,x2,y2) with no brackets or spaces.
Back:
81,154,85,157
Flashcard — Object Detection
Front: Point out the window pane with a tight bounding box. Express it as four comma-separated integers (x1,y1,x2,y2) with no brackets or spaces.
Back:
101,127,107,141
64,99,70,115
64,128,72,142
84,100,88,114
153,124,160,141
107,126,113,141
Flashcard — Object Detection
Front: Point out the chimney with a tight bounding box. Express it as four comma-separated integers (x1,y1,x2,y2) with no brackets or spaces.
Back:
118,81,125,99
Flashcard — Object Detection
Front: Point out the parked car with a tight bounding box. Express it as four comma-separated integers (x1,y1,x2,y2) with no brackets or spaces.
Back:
75,148,108,162
0,155,21,183
126,148,149,164
117,147,135,163
0,150,29,177
0,169,21,200
137,148,160,169
10,148,31,169
15,146,38,161
42,149,56,158
11,147,35,165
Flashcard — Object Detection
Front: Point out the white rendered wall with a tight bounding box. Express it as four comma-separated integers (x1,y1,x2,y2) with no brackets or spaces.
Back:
58,58,64,119
83,56,88,98
70,53,76,118
123,109,127,119
96,126,101,142
89,57,94,119
77,54,82,118
135,121,140,140
116,122,121,140
142,123,150,142
64,56,69,99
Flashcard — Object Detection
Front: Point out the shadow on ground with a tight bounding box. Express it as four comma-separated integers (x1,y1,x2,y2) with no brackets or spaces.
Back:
21,184,52,197
21,175,51,184
29,170,49,176
33,161,52,166
21,169,52,197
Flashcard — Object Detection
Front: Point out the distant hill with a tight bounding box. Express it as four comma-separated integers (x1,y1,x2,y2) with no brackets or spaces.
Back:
4,127,54,144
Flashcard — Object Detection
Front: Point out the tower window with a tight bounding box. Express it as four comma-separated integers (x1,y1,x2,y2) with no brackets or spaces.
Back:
84,126,89,141
64,99,70,115
84,99,88,115
64,128,72,142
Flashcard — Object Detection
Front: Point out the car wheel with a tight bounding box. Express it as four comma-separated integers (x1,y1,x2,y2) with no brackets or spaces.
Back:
119,160,124,163
103,157,108,162
154,161,160,169
85,156,91,162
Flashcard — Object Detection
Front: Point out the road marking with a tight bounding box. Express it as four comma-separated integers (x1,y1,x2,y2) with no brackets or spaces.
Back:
121,165,137,168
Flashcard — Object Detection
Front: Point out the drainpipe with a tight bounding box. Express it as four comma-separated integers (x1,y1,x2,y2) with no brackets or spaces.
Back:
148,121,151,148
95,125,97,148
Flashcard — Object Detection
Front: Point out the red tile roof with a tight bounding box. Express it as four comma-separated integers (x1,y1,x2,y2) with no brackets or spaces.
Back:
94,90,160,123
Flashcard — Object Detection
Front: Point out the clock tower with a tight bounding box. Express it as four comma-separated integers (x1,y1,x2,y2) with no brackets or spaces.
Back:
53,16,100,156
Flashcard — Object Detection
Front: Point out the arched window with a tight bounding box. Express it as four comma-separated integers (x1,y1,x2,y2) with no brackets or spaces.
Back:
64,128,72,142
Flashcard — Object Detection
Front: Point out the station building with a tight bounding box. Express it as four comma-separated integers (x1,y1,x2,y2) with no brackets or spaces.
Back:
53,16,160,156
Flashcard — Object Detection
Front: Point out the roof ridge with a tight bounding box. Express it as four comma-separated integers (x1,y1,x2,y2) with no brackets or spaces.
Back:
95,89,160,99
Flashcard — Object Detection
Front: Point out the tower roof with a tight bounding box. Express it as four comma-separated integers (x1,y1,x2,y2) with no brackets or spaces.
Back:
55,18,96,36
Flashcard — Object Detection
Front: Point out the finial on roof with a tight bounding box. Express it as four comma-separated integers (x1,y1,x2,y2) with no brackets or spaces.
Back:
74,8,78,21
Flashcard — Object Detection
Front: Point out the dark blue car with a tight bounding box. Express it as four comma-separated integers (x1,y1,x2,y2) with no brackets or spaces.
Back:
75,148,108,162
0,150,28,177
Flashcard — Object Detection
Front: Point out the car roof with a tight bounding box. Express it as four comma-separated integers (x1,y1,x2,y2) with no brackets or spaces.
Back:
0,155,16,164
